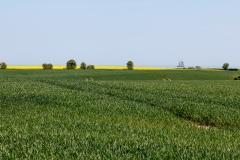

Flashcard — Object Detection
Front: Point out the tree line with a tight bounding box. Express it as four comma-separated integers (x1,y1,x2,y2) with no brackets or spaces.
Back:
63,59,133,70
0,60,134,70
1,61,238,71
63,59,95,70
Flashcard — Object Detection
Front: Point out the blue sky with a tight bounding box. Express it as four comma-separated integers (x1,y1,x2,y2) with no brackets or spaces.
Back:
1,1,240,67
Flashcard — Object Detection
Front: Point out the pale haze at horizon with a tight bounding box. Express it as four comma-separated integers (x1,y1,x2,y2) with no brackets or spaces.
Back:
1,1,240,68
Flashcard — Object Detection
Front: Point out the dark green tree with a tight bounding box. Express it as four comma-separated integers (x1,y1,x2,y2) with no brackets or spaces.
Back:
66,59,77,69
222,63,229,70
87,65,95,70
42,63,53,70
48,63,53,69
0,62,7,69
80,62,87,70
127,61,134,70
195,66,201,70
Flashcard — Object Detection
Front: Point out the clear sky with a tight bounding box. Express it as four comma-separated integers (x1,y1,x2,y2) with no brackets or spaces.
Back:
1,1,240,67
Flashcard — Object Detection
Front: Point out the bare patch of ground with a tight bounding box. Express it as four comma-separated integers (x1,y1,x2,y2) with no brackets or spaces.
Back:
196,124,217,130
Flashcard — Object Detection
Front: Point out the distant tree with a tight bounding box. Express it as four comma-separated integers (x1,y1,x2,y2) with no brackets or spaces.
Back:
195,66,201,70
222,63,229,70
0,62,7,69
42,63,47,69
228,68,238,71
127,61,134,70
48,63,53,69
42,63,53,70
87,65,95,70
80,62,87,70
66,59,77,69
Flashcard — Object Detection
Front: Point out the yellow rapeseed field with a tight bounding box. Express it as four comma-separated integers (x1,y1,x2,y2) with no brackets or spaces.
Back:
95,66,172,70
7,66,173,70
7,66,66,70
7,66,43,70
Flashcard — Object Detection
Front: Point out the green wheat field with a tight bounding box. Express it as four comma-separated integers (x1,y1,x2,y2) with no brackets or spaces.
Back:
0,70,239,159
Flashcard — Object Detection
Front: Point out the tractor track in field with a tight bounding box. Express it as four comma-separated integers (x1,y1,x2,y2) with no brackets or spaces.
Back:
36,79,221,130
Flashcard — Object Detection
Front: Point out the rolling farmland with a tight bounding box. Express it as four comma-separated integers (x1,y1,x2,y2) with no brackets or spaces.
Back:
0,70,239,159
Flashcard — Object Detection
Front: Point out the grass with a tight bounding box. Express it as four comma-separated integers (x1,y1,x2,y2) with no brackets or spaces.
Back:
0,70,240,159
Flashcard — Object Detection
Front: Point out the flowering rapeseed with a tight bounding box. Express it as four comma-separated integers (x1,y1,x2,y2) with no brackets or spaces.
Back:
7,66,172,70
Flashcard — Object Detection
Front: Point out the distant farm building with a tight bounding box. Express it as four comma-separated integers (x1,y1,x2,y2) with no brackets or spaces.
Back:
177,60,184,67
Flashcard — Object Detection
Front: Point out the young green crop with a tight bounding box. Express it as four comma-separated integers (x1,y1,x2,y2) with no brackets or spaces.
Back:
0,70,239,159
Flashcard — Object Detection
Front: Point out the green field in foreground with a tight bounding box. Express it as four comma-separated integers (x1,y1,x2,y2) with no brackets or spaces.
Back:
0,70,239,159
